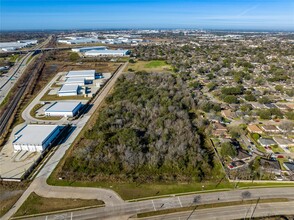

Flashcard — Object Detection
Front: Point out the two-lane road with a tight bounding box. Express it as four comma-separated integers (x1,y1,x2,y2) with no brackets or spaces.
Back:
23,187,294,220
135,201,294,220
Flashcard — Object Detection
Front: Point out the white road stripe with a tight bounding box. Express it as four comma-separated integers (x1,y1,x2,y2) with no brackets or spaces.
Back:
152,200,156,211
178,197,183,207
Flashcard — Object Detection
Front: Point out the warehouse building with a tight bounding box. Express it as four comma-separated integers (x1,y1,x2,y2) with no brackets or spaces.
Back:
45,101,82,117
13,125,61,152
84,49,130,57
66,70,95,81
64,77,85,86
72,46,106,53
58,84,79,96
58,38,100,45
0,40,38,51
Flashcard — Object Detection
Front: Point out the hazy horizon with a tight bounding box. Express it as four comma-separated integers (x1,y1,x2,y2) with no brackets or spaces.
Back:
1,0,294,31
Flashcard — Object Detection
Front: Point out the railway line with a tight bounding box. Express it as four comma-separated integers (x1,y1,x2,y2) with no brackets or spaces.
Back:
0,73,34,136
0,36,54,138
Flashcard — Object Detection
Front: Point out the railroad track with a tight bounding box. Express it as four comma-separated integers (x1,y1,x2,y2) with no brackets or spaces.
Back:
0,74,33,136
0,37,54,137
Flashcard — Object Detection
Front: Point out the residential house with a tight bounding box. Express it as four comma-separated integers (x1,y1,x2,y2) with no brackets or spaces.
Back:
283,162,294,174
247,124,263,134
212,122,231,138
274,103,290,111
260,158,281,175
258,138,277,147
264,103,276,109
228,160,246,170
251,102,265,109
235,148,251,161
285,103,294,110
277,125,294,133
273,137,294,148
221,109,236,120
261,125,280,133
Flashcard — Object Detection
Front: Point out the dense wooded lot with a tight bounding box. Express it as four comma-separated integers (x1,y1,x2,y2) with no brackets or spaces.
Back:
61,72,214,183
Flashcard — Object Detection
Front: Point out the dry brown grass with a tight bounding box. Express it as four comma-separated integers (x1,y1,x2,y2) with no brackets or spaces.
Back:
45,61,121,73
0,192,23,217
14,192,104,217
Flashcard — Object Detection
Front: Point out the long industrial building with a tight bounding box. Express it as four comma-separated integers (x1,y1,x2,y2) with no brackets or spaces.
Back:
66,70,95,80
45,101,82,117
72,46,106,53
84,49,130,57
0,40,38,51
58,38,100,45
64,77,85,86
13,125,61,152
58,84,79,96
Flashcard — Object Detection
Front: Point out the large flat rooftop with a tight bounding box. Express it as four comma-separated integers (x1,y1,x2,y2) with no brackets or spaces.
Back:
72,46,106,52
45,101,82,113
64,77,85,84
13,124,59,146
59,84,79,93
66,70,95,78
85,49,129,55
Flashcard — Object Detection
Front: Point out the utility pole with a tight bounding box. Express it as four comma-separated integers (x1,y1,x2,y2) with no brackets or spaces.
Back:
186,205,198,220
250,197,260,219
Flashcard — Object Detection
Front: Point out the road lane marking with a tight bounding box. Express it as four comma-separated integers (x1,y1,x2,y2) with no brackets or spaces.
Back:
178,197,183,207
152,200,156,211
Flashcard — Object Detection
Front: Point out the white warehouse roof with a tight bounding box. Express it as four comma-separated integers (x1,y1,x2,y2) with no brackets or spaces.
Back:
85,49,129,56
59,84,79,93
45,101,82,113
72,46,106,52
13,125,59,146
66,70,95,79
64,77,85,85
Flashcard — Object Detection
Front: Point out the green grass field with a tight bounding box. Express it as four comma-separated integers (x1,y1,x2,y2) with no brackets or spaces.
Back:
47,173,294,201
144,60,167,68
47,178,233,201
126,60,173,73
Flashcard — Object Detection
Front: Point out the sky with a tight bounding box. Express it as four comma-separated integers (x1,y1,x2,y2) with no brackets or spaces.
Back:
1,0,294,31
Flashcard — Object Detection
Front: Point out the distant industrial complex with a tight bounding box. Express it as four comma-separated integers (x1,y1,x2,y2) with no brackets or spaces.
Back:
72,46,130,57
57,34,144,45
0,39,38,51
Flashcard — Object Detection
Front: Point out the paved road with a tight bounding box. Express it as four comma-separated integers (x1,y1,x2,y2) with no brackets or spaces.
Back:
21,72,66,124
22,187,294,220
0,53,33,104
135,201,294,220
0,36,52,104
1,63,128,220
